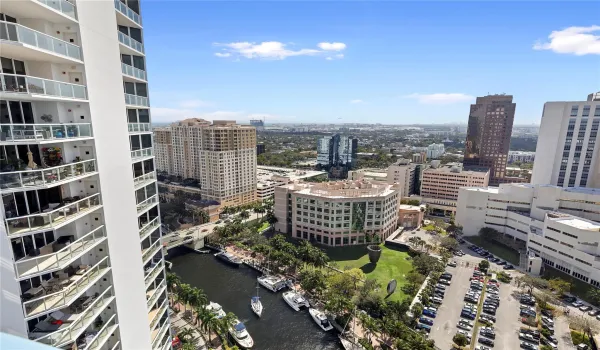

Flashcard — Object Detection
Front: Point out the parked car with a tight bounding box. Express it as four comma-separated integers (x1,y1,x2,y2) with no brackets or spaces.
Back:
479,337,494,346
572,301,584,307
588,309,600,317
503,264,514,269
419,317,434,326
579,305,592,312
562,295,577,303
416,323,431,333
520,341,538,350
480,314,496,323
423,309,437,317
480,329,496,339
519,333,537,342
447,261,457,267
541,309,554,317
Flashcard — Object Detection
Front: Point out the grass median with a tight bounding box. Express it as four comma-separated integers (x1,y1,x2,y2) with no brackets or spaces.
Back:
470,278,488,350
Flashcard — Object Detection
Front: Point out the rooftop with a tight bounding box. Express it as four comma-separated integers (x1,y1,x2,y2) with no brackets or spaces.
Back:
288,179,398,198
425,163,489,175
548,212,600,231
257,166,326,187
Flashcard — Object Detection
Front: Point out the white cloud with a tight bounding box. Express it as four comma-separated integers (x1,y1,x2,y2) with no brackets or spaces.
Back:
533,25,600,55
317,42,346,51
214,41,347,60
151,107,294,123
178,99,210,108
404,93,474,104
350,99,363,104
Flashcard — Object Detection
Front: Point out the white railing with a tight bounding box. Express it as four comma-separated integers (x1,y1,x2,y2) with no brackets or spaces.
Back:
114,0,141,26
34,286,114,347
117,31,144,53
147,280,166,309
134,171,156,188
0,21,81,60
37,0,77,20
85,314,118,350
15,226,106,279
142,239,162,264
124,93,148,107
110,341,121,350
151,318,170,348
128,122,151,133
5,193,101,236
121,63,147,81
0,123,92,143
131,147,153,160
145,261,164,288
1,73,87,99
149,298,168,330
23,257,110,318
137,195,158,214
140,217,160,239
1,159,97,191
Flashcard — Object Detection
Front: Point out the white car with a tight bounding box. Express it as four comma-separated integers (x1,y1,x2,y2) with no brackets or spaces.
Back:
457,322,472,331
457,330,472,339
542,316,554,325
487,289,499,295
572,301,584,307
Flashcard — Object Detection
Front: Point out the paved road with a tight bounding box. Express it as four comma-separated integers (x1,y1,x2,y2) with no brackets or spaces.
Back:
429,264,473,350
492,280,522,350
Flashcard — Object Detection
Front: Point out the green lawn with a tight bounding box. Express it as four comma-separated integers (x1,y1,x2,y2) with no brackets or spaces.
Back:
258,221,270,232
325,245,413,301
542,266,594,303
464,236,520,265
571,330,592,347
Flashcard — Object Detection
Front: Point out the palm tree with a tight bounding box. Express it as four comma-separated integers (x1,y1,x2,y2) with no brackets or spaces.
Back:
240,210,250,220
177,328,195,344
177,283,193,312
216,312,238,346
424,243,433,253
166,272,180,306
254,206,265,219
189,287,208,309
196,306,219,345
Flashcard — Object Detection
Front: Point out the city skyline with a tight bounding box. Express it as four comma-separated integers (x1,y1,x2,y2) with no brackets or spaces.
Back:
143,2,599,125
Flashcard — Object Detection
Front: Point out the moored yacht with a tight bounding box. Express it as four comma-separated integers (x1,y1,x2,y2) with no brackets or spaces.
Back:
251,282,263,317
205,301,226,318
309,308,333,331
214,251,242,266
257,275,288,292
282,290,309,311
339,335,366,350
229,319,254,348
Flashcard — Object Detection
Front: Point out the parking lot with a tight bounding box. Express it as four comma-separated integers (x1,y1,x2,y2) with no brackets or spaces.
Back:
481,280,521,350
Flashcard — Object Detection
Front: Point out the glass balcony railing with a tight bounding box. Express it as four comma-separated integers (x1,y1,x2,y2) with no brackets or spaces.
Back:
37,0,77,20
151,318,170,349
137,194,158,214
0,21,81,60
133,171,156,188
121,63,146,81
34,286,114,347
124,93,148,107
117,31,143,53
86,314,119,350
139,217,160,239
145,261,164,289
23,257,110,318
128,122,151,133
5,193,101,236
15,226,106,279
146,280,166,309
0,123,92,143
149,298,168,330
1,159,97,191
1,73,87,99
142,239,162,264
131,147,153,160
114,0,141,26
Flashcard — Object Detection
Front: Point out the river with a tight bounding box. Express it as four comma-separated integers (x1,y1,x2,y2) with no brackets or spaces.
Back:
168,248,342,350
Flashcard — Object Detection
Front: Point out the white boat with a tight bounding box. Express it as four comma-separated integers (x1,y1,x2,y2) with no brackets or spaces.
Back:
251,283,263,317
228,319,254,348
339,307,366,350
339,335,366,350
205,301,226,319
309,308,333,331
282,291,309,311
257,275,288,292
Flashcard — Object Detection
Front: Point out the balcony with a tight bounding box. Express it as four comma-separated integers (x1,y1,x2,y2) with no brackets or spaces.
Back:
0,21,82,63
23,257,111,319
114,0,142,28
33,286,115,348
124,93,148,107
121,63,147,82
140,217,160,240
1,73,87,101
131,147,154,162
134,171,156,189
145,261,165,289
1,0,76,24
146,280,167,309
128,122,151,134
117,31,144,55
148,298,168,330
0,123,92,145
142,239,162,266
1,159,97,193
84,314,119,350
15,226,106,279
5,193,102,236
137,195,158,215
151,318,170,349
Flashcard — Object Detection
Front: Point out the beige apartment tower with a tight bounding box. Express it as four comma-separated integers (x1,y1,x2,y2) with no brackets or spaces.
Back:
153,119,257,206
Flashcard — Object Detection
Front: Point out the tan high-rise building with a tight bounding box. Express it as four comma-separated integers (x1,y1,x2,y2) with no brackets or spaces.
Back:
153,119,257,206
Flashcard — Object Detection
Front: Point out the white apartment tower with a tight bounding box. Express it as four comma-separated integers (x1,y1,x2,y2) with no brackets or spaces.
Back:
0,1,171,349
532,93,600,188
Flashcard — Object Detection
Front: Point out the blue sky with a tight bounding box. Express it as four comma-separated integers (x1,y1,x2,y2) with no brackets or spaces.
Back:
142,1,600,125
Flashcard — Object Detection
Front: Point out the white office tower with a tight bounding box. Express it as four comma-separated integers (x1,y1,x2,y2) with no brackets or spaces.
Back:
0,1,171,349
531,93,600,188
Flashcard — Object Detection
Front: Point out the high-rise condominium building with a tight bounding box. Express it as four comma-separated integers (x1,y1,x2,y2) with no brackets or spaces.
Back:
426,143,445,159
316,134,358,169
274,180,401,246
531,93,600,188
0,1,170,349
154,119,257,206
464,94,516,186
